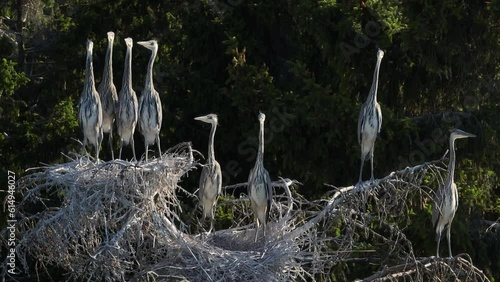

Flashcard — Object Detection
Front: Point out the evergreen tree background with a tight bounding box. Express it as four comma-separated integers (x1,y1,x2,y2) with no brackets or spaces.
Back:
1,0,499,280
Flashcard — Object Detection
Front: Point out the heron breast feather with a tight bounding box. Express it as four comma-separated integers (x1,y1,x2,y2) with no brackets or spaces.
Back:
250,183,267,205
200,171,219,200
102,117,113,132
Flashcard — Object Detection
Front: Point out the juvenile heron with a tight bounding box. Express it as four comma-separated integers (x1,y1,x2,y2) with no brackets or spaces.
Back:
432,129,475,257
78,39,103,162
97,31,118,159
137,40,162,161
248,112,273,242
195,114,221,233
117,37,138,160
357,49,384,184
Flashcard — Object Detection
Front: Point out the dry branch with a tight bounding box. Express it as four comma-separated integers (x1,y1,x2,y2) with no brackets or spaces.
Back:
0,145,491,281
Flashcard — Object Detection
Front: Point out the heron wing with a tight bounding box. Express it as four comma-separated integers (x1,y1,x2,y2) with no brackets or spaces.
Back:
263,168,273,222
375,102,382,133
451,182,458,210
198,165,209,199
214,161,222,196
112,85,119,114
357,104,365,145
431,185,445,235
78,99,84,129
132,90,139,121
138,94,145,128
154,90,162,127
247,167,256,198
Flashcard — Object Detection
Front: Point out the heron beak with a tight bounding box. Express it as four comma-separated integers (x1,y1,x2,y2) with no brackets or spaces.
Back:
137,41,147,47
451,129,476,138
194,116,208,122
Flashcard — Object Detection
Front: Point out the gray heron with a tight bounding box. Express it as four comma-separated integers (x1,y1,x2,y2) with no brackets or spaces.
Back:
97,31,118,159
138,40,162,162
357,49,384,185
432,129,475,257
195,114,222,233
78,39,103,162
117,37,138,161
248,112,273,242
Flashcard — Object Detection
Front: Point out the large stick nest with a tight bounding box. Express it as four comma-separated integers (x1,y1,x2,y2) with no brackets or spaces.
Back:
1,144,492,281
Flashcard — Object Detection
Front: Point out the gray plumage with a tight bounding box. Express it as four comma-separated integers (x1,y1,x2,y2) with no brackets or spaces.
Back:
78,40,103,162
97,31,118,160
117,37,138,161
432,129,475,257
357,49,384,184
248,112,273,242
195,114,222,233
138,40,162,161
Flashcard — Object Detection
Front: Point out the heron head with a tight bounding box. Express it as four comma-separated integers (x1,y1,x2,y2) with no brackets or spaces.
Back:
258,112,266,123
124,37,133,49
195,113,218,125
86,40,93,54
137,40,158,52
377,49,384,60
450,129,476,140
107,31,115,42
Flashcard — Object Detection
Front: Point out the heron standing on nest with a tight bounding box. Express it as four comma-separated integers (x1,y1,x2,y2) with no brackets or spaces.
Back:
195,114,221,233
357,49,384,185
138,39,162,161
78,39,103,162
248,112,273,242
432,129,475,257
117,37,138,161
97,31,118,159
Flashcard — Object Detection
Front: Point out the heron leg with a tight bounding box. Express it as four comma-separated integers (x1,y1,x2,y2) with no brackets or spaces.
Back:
81,139,87,157
145,143,149,162
254,220,260,243
358,153,366,184
109,131,115,160
436,231,441,257
369,148,375,182
209,218,214,234
262,222,266,244
447,225,453,257
209,205,215,234
131,137,137,161
95,136,101,163
156,136,161,159
119,140,123,160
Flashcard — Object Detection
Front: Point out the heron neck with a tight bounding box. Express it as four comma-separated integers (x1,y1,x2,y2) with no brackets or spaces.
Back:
368,56,383,104
257,121,264,165
145,49,157,91
103,39,114,86
447,137,456,184
207,122,216,165
122,46,132,90
85,50,96,94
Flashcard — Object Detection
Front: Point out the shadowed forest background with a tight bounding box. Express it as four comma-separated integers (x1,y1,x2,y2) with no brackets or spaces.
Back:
1,0,499,280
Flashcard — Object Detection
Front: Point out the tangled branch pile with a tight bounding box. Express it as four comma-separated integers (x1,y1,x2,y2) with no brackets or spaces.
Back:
0,146,491,281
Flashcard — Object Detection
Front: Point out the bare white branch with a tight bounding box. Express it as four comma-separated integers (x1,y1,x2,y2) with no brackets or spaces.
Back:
0,146,490,281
